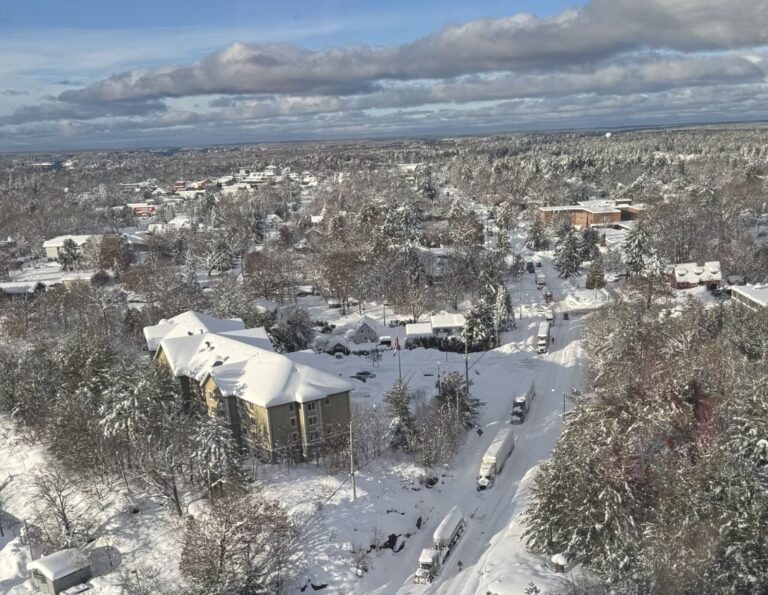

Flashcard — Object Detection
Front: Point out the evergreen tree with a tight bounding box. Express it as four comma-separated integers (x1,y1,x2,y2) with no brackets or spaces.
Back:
526,217,549,251
191,416,243,498
580,227,600,260
553,228,582,278
463,299,495,350
621,221,655,277
585,254,606,289
58,238,81,271
384,380,413,450
493,284,514,343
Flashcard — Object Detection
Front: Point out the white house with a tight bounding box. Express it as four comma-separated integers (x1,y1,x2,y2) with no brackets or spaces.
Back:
430,312,466,337
405,322,434,346
42,235,95,260
343,315,380,344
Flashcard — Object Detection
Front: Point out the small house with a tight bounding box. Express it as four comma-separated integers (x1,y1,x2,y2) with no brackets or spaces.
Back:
344,316,380,344
405,322,433,346
430,312,466,338
28,548,91,595
42,235,95,261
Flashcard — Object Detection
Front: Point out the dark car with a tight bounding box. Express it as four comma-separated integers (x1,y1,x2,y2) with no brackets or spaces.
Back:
356,371,376,378
350,374,368,382
526,261,536,273
563,311,570,320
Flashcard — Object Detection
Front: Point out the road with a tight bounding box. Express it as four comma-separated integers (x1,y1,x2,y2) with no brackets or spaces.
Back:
391,313,588,595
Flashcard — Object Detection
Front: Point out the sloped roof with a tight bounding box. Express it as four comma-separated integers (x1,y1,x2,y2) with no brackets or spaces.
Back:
210,352,353,407
144,310,245,351
160,328,273,381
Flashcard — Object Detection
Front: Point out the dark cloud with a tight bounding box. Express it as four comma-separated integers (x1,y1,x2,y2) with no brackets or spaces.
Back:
0,99,166,125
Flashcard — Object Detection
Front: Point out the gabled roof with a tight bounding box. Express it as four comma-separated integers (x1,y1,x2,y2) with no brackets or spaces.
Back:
144,310,245,351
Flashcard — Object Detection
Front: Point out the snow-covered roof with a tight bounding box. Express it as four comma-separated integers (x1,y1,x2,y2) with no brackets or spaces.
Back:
210,351,353,408
405,322,433,338
671,261,721,285
434,505,464,542
152,311,349,408
42,235,94,249
430,312,466,330
731,284,768,308
143,310,246,351
27,548,89,581
0,281,43,295
161,328,273,382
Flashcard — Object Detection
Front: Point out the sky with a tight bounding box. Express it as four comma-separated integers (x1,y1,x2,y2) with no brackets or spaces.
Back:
2,0,768,152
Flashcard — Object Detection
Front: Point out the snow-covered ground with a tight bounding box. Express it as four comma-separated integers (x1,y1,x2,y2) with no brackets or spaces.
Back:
0,229,598,594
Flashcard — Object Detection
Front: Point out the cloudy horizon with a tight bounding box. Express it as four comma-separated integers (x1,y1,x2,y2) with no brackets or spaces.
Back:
3,0,768,152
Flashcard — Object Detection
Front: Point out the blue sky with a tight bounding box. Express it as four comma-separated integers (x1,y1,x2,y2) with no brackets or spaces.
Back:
1,0,767,151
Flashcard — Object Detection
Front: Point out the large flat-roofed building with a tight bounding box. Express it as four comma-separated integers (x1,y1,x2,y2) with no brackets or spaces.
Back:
538,199,646,227
666,261,722,290
730,284,768,311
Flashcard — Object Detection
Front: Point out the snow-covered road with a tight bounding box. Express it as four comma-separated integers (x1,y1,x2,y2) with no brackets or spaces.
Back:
359,313,588,595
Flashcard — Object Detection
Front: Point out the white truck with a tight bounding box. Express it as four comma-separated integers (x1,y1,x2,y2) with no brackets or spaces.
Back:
413,506,466,584
511,381,536,424
476,427,515,490
537,321,551,354
535,271,546,287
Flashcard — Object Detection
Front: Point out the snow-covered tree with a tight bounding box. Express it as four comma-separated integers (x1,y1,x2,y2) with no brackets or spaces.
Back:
191,416,243,498
58,238,81,271
525,217,549,251
621,221,655,277
554,228,582,278
463,298,495,350
585,254,606,289
384,380,413,450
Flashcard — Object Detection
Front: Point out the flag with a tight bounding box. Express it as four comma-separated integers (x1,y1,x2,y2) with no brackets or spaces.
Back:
392,336,400,355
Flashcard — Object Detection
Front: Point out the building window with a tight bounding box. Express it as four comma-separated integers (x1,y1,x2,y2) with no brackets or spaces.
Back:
325,398,330,405
291,432,299,441
289,403,294,412
326,425,332,433
309,431,319,441
290,418,296,427
306,402,316,411
308,416,318,426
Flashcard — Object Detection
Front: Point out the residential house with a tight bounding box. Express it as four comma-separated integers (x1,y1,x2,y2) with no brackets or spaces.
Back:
667,261,722,290
125,202,157,217
405,322,434,346
27,548,91,595
538,199,646,227
730,284,768,311
145,311,352,461
42,235,95,261
430,312,466,337
343,315,380,344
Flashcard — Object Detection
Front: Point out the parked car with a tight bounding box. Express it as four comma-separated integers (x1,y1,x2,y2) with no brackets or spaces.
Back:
350,374,368,382
327,299,342,308
356,371,376,378
562,311,570,320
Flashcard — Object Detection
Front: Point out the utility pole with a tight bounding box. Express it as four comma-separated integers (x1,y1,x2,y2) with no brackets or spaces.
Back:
349,420,356,501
